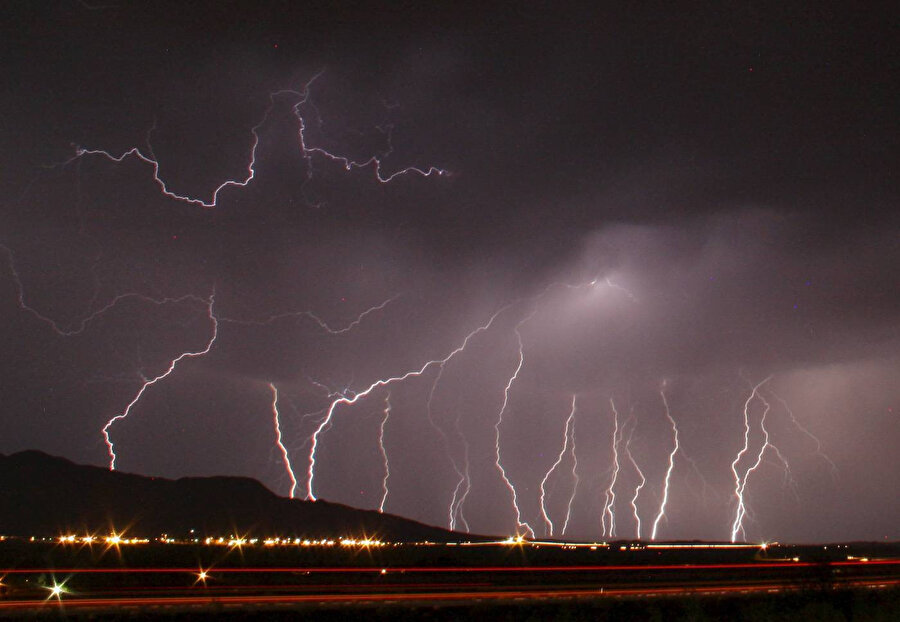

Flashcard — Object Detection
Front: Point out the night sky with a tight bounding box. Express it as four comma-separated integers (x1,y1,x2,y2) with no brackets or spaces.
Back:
2,2,898,543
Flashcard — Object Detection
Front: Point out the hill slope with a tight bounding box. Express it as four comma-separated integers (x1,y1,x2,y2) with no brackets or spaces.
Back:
0,450,471,542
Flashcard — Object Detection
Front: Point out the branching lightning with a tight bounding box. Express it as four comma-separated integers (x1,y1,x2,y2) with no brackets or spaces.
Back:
601,397,624,538
102,294,219,470
220,295,400,335
268,382,298,498
539,394,578,537
561,398,580,536
305,302,515,501
492,317,536,538
770,390,838,479
623,417,646,539
650,381,680,541
69,72,446,210
2,243,208,337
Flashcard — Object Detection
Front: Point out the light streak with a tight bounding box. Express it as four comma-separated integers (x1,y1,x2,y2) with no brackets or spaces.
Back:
101,294,218,470
601,398,623,538
769,390,838,479
651,381,680,541
492,317,536,538
729,376,771,542
220,295,399,335
561,398,580,536
70,72,446,209
306,303,515,501
2,243,209,337
539,394,577,537
269,382,297,499
378,392,391,513
623,419,646,539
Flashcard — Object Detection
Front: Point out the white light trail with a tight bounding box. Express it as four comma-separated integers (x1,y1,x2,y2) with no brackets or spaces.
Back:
601,397,623,538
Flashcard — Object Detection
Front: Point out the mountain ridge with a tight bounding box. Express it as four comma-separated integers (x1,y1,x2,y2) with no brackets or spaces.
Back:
0,450,479,542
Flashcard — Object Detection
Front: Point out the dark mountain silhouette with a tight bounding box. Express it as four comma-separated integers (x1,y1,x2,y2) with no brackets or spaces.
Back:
0,450,478,542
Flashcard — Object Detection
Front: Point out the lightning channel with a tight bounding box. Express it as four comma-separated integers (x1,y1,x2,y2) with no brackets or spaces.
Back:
650,381,680,541
729,375,771,542
561,397,580,536
378,392,391,513
623,418,646,540
601,397,623,538
71,73,446,209
538,394,578,537
269,382,298,498
492,317,536,538
305,302,515,501
101,293,218,470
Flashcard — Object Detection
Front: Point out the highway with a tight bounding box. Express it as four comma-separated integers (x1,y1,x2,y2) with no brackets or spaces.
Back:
1,559,899,614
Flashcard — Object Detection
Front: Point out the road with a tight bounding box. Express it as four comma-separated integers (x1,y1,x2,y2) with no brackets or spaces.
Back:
2,559,899,614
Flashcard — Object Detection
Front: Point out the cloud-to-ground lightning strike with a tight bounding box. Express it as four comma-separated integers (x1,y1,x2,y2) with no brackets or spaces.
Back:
561,396,580,536
423,364,469,530
101,294,219,471
268,382,298,499
377,392,391,513
539,394,578,537
305,302,515,501
449,407,473,532
601,398,624,538
623,417,647,539
493,317,536,538
651,382,680,541
730,379,798,542
729,376,771,542
69,73,446,209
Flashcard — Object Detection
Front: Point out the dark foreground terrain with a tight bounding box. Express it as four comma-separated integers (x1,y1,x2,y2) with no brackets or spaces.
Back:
2,539,898,620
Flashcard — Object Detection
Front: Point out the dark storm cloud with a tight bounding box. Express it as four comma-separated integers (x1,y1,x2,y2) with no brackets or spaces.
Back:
1,2,897,542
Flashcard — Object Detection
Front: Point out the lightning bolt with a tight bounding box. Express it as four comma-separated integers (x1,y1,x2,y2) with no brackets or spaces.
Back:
101,293,218,470
268,382,298,498
730,378,799,542
729,376,771,542
623,417,646,540
650,381,680,541
2,243,207,337
70,72,446,209
539,394,578,537
305,302,514,501
377,392,391,513
492,317,536,538
220,295,399,334
770,390,838,479
423,365,468,530
561,398,580,536
601,397,624,538
449,405,473,532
